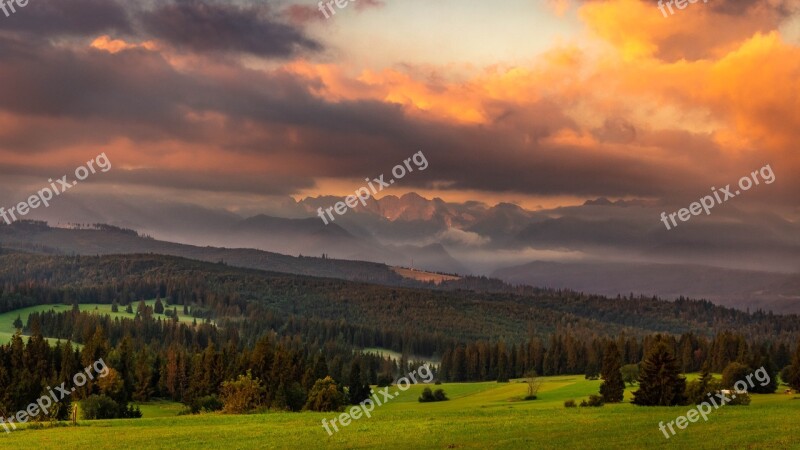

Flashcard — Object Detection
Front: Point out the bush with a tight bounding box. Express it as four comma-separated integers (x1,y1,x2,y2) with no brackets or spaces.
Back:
80,395,121,419
376,374,393,387
564,399,577,408
304,376,345,412
728,391,752,406
419,387,435,402
220,371,265,414
190,395,223,413
121,404,143,418
685,372,720,405
780,365,792,385
580,395,604,407
419,387,449,403
588,394,605,407
721,362,752,389
621,364,640,386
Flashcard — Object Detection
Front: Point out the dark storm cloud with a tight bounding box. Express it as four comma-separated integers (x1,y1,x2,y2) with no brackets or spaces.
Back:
0,0,320,59
0,30,705,199
0,1,791,203
139,0,321,57
0,35,187,120
0,0,131,37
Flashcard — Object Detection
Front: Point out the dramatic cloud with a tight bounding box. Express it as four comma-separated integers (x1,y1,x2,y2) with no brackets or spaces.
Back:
0,0,797,216
0,0,132,37
139,0,321,57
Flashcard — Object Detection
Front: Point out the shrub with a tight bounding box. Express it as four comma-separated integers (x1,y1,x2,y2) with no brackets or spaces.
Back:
621,364,640,386
220,371,265,414
721,362,752,389
190,395,223,413
419,387,449,403
728,391,752,406
376,374,393,387
419,387,435,402
523,371,543,399
587,394,605,407
685,367,719,405
304,376,345,412
564,399,577,408
122,404,143,418
577,395,604,407
80,395,120,419
780,365,792,385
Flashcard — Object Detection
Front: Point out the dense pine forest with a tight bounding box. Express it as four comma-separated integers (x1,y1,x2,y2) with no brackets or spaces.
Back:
1,250,799,418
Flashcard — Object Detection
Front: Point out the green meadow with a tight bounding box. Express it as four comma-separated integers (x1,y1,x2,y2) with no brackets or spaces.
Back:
1,375,798,449
0,300,205,344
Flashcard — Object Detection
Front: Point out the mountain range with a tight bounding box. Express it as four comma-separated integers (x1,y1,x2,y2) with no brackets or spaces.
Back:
11,190,800,313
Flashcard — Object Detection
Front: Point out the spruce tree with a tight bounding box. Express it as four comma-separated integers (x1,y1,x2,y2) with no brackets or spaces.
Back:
686,361,717,404
497,349,510,382
787,339,800,390
599,341,625,403
750,354,778,394
347,359,370,404
632,341,686,406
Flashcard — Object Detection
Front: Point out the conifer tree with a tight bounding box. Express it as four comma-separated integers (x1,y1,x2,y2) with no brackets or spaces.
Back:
632,341,686,406
787,339,800,390
347,359,370,404
599,341,625,403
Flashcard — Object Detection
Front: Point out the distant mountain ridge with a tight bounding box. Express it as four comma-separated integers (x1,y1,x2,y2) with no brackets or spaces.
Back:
494,260,800,313
10,190,800,314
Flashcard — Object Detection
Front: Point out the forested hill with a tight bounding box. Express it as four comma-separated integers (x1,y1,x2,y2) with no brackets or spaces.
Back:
1,251,798,345
0,221,406,285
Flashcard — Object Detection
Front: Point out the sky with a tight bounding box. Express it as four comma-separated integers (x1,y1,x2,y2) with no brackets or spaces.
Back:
0,0,798,218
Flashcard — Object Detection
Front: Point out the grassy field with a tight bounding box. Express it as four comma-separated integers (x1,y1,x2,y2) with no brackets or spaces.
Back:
0,300,207,344
2,375,798,449
391,267,461,284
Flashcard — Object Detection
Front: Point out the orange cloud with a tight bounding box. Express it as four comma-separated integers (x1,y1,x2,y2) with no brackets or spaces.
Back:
579,0,787,61
91,36,158,54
